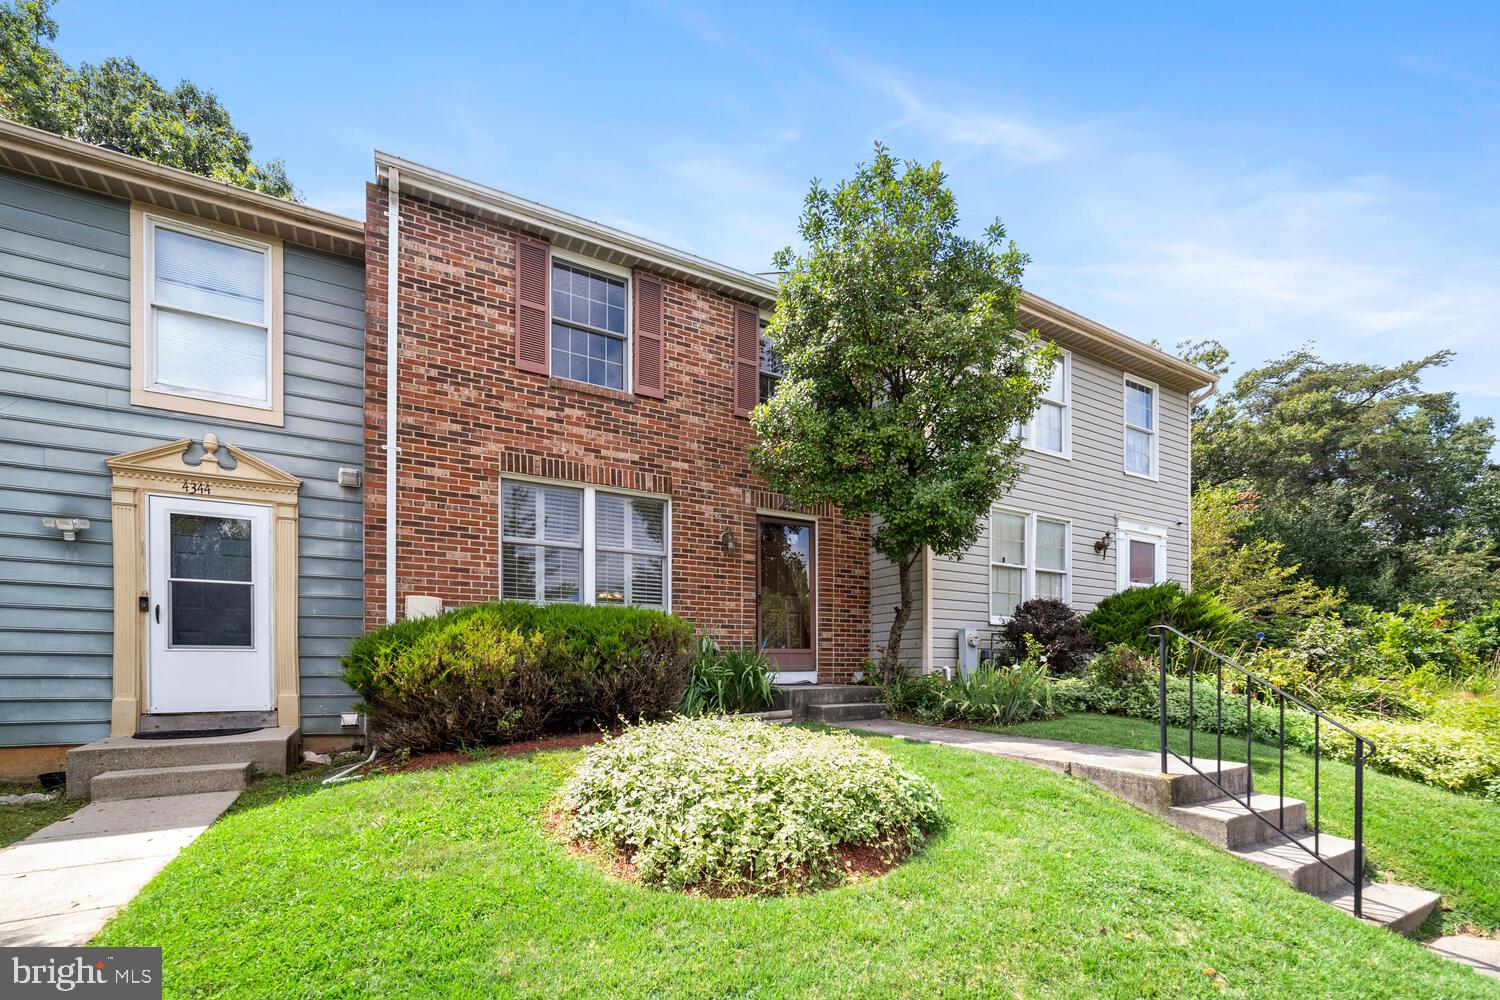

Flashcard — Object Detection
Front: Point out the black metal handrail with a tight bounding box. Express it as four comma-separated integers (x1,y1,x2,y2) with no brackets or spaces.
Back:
1148,624,1374,918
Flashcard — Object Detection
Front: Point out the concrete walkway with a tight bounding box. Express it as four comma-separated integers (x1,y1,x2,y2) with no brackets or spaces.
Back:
1428,936,1500,980
0,791,238,946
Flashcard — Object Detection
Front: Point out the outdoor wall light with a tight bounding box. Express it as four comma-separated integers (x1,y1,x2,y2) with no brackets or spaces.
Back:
718,527,740,557
43,516,90,542
1093,530,1113,557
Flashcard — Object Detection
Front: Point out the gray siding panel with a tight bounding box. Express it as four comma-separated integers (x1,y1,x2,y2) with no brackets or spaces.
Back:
0,168,366,745
872,349,1195,670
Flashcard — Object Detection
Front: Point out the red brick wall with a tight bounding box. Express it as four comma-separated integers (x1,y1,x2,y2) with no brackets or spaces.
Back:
363,182,870,681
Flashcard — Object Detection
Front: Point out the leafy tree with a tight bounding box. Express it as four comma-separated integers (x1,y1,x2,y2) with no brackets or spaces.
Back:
751,145,1053,679
1193,347,1499,607
1190,484,1343,625
0,0,295,199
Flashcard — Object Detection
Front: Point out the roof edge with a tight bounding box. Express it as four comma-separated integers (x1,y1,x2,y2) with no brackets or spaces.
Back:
0,118,364,259
375,150,779,306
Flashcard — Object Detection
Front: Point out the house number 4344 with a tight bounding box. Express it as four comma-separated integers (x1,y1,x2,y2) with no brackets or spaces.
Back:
181,480,212,495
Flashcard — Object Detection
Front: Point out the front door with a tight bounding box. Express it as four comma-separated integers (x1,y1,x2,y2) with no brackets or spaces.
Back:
146,495,274,713
757,517,816,671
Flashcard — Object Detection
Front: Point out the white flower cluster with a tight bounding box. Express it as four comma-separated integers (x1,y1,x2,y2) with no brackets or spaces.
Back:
559,716,944,892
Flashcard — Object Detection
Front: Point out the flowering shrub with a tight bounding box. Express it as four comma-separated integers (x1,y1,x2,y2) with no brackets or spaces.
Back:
557,716,944,893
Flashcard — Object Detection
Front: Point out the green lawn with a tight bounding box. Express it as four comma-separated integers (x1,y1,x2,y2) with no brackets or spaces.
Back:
94,736,1498,999
0,782,82,848
1004,713,1500,936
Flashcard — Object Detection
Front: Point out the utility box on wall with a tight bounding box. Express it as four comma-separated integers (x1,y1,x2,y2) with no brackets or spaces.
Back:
957,627,982,679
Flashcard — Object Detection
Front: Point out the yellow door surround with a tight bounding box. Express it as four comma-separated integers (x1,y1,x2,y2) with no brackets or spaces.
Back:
106,433,301,736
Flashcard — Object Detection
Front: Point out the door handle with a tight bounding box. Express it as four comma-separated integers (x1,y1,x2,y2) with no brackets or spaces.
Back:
155,604,161,624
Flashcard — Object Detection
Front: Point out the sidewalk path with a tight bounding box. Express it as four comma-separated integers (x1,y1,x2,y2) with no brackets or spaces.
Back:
0,791,238,946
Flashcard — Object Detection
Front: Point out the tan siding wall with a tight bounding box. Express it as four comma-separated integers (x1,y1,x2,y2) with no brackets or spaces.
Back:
872,347,1195,670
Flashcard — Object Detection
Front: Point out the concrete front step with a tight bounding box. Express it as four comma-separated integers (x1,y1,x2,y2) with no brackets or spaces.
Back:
1169,793,1308,849
90,762,253,802
807,701,886,723
773,684,881,715
740,709,795,725
67,726,298,799
1323,881,1443,938
1230,830,1358,896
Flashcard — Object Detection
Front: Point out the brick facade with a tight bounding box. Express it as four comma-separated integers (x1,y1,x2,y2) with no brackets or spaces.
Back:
363,181,871,681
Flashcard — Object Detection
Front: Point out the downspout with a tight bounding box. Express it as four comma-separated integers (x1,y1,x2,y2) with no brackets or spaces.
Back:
384,166,401,624
920,545,933,675
1185,380,1217,592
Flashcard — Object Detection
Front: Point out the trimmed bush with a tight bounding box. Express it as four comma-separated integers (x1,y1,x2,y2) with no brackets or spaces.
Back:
679,637,774,716
342,602,694,751
1082,581,1242,654
998,598,1097,674
558,717,945,893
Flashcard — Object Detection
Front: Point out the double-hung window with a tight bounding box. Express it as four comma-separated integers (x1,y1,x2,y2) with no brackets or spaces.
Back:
500,479,669,609
132,211,283,424
758,318,782,404
1124,376,1158,478
990,509,1072,620
551,259,628,390
1022,350,1070,456
594,493,667,608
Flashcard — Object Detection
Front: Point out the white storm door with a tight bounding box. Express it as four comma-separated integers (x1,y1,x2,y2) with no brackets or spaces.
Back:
147,495,274,713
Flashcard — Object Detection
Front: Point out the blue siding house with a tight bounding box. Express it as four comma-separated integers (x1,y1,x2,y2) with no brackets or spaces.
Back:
0,120,366,775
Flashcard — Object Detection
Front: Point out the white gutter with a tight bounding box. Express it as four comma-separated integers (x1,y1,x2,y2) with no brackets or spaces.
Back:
384,166,400,624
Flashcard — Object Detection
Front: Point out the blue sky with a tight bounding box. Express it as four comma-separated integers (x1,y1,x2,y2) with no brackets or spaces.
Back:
57,1,1500,434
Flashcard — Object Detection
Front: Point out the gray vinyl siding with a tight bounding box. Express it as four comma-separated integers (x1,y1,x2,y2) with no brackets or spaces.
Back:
0,168,365,746
871,349,1194,670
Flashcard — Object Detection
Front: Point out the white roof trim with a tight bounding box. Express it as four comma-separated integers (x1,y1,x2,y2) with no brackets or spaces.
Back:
374,150,1216,388
374,151,779,307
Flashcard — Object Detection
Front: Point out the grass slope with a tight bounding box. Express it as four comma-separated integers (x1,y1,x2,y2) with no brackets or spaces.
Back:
95,737,1498,999
0,782,83,848
1006,713,1500,936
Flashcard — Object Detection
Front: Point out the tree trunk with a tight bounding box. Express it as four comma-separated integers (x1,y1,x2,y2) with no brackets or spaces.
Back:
881,551,920,683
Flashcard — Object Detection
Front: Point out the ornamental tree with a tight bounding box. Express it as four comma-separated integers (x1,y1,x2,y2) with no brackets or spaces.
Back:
751,145,1054,680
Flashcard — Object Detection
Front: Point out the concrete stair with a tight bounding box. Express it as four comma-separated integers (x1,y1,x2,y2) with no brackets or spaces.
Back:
774,684,885,723
66,726,298,799
1157,776,1439,935
90,762,254,802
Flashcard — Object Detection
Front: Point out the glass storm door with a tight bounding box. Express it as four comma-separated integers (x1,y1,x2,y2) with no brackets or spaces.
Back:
147,495,274,713
757,517,816,671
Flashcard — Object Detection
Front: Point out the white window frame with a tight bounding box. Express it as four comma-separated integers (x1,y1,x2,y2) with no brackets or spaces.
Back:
758,313,782,405
549,250,631,393
1122,373,1159,480
1022,348,1071,459
988,508,1073,623
1115,518,1168,591
498,476,671,610
130,206,284,426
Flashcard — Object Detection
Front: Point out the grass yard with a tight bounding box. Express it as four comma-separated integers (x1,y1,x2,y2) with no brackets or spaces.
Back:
93,735,1498,999
1005,713,1500,937
0,782,82,848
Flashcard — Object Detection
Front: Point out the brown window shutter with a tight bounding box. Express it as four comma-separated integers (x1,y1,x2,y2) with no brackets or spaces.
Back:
633,271,665,399
515,236,551,374
733,304,759,416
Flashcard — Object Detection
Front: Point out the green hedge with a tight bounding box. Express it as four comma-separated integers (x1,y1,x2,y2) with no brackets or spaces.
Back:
342,602,695,751
1052,659,1500,797
1081,581,1243,654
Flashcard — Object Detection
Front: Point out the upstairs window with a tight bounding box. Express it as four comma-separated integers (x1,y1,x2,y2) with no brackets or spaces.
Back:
132,211,283,425
1022,350,1070,456
758,318,782,404
1124,376,1157,478
551,260,627,390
